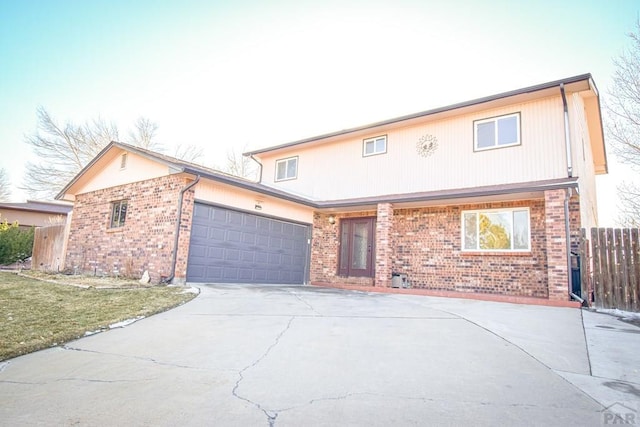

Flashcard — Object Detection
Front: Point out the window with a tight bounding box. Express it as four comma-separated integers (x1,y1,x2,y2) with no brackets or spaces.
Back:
275,157,298,181
474,113,520,151
110,200,128,228
462,208,530,251
363,135,387,157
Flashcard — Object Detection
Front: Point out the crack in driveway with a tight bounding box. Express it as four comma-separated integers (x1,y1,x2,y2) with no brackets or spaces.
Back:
60,345,201,370
285,289,321,315
232,316,295,427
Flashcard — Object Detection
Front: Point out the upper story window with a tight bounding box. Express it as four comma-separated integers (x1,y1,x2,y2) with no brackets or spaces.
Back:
110,200,128,228
462,208,530,252
363,135,387,157
474,113,520,151
275,156,298,181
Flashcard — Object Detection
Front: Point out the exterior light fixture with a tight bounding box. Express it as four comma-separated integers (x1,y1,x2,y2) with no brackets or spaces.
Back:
328,215,336,224
255,202,262,211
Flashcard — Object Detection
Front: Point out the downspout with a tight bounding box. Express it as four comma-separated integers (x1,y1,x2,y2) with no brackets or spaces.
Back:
560,83,573,178
249,154,263,182
164,174,201,284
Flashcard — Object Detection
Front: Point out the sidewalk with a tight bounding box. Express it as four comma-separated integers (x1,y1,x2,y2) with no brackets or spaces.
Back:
559,309,640,418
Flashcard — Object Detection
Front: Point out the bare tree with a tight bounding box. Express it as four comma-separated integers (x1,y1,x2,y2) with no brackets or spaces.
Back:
22,108,167,200
128,116,161,150
173,143,205,163
221,144,258,180
0,168,11,201
606,20,640,226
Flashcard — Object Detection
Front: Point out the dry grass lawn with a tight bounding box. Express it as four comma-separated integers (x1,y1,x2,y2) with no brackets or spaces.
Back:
0,271,197,361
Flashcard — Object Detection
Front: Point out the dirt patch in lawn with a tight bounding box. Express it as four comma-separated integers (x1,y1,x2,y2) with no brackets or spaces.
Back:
19,270,155,289
0,271,198,361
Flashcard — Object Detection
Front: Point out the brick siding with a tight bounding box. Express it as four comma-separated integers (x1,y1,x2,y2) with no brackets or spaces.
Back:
311,194,581,300
375,203,393,287
65,175,193,283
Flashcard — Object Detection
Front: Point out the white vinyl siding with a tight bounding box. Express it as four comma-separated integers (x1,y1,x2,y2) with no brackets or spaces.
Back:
462,208,530,252
275,157,298,181
363,135,387,157
474,113,521,151
257,97,566,200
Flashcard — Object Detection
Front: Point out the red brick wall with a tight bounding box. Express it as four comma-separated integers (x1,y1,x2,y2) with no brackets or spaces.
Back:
173,183,196,283
392,200,549,297
375,203,393,287
544,189,575,301
65,175,190,283
311,196,581,299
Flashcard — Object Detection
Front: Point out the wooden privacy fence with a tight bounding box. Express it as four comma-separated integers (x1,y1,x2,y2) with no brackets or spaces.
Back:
31,224,67,272
581,228,640,312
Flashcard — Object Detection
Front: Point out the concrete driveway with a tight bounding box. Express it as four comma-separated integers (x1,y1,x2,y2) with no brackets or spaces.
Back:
0,284,637,426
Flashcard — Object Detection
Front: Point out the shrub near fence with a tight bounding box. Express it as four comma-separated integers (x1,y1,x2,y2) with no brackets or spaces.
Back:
585,228,640,312
0,218,34,265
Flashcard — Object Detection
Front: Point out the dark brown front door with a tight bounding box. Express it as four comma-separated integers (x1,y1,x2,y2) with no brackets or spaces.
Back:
338,217,375,277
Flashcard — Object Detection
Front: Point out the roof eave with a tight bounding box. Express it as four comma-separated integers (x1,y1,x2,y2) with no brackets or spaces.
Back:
244,74,595,156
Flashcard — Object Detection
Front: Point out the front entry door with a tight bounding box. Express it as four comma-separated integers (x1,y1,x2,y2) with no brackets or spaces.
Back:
339,217,375,277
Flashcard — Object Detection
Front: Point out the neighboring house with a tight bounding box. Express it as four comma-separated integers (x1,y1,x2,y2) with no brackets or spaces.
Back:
0,200,72,228
56,74,606,304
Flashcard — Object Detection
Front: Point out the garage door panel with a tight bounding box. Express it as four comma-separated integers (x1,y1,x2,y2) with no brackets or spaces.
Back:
205,266,223,280
219,268,236,280
269,254,281,264
241,251,255,262
193,203,211,220
282,239,294,250
256,235,269,247
238,268,254,280
187,203,309,284
188,244,207,258
207,247,224,259
228,211,243,225
269,237,282,249
243,215,257,228
209,228,226,241
254,252,269,264
226,230,242,243
225,249,240,261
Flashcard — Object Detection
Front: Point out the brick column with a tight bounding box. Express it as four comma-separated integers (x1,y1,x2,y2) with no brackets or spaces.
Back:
375,203,394,287
544,189,569,301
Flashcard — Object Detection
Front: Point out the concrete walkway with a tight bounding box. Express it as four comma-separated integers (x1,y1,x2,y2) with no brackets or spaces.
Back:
0,284,638,426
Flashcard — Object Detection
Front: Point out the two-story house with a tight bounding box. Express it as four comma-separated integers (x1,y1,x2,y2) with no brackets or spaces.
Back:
57,74,606,305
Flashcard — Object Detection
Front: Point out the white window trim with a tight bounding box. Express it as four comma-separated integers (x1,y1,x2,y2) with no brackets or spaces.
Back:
275,156,298,182
461,207,531,252
473,112,521,151
362,135,387,157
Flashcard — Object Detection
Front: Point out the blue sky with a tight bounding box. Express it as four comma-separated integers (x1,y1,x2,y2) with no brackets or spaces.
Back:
0,0,637,225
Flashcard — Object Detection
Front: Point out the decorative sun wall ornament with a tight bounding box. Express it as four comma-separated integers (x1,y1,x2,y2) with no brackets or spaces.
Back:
416,134,438,157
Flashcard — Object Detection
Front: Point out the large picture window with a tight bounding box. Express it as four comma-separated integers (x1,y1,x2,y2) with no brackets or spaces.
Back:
110,200,128,228
462,208,530,252
474,113,520,151
275,156,298,181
